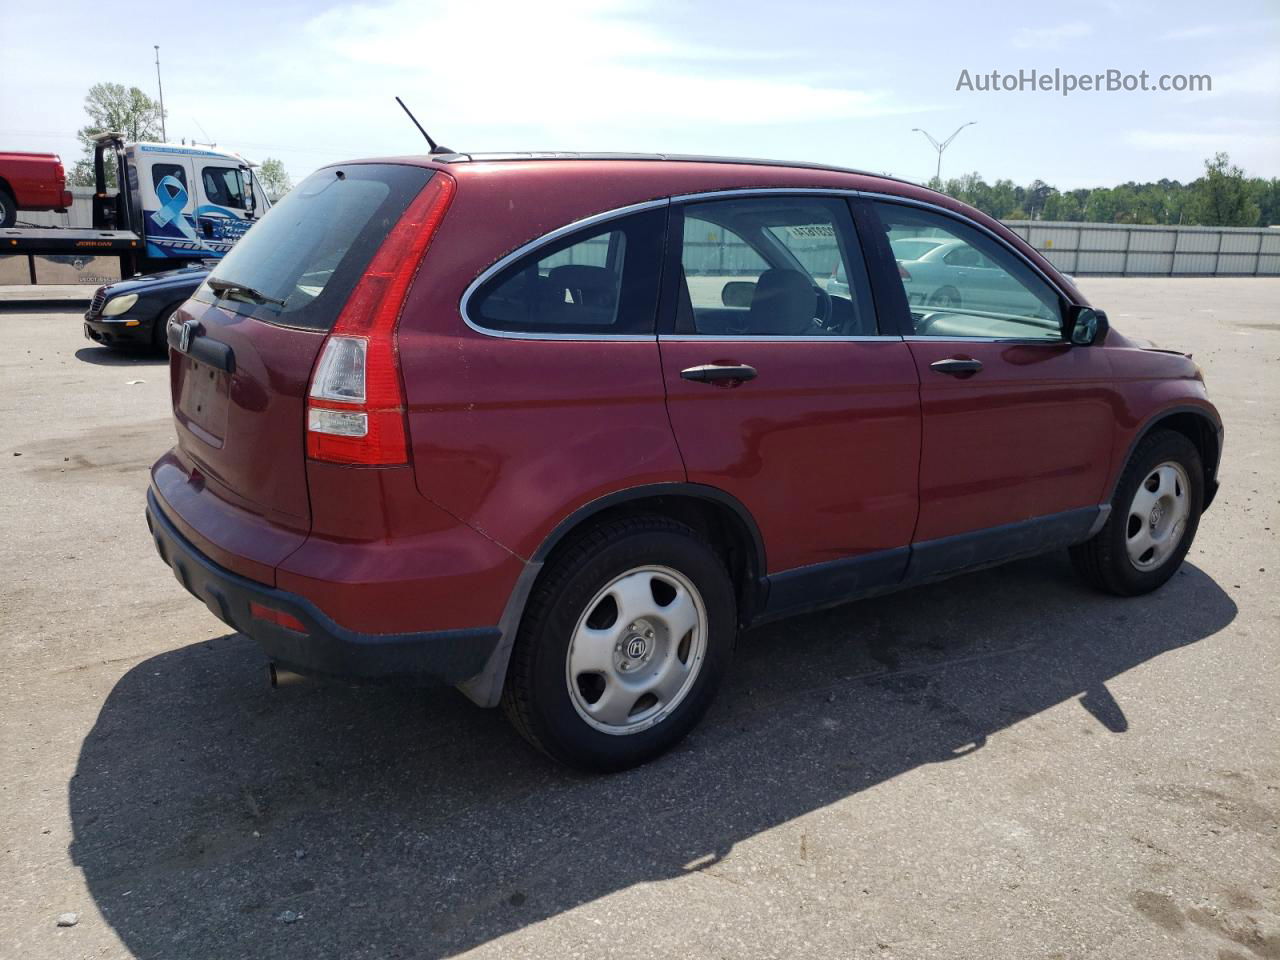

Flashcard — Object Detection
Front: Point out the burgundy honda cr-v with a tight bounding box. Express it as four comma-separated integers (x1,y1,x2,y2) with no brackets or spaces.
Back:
147,153,1222,770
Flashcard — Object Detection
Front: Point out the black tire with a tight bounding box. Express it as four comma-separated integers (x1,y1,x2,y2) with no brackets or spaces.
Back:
1070,429,1203,596
929,286,961,309
0,189,16,228
153,302,182,354
502,515,737,772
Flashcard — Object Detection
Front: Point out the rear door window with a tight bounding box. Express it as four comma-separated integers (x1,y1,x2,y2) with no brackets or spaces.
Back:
197,164,432,331
674,195,877,336
468,207,667,335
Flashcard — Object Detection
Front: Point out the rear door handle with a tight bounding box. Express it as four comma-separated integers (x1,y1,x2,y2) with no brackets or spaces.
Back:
680,363,758,384
929,357,983,376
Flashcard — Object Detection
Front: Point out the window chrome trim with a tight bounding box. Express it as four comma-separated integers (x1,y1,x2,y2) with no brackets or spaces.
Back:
459,198,669,341
457,187,1077,342
902,335,1066,345
660,335,901,343
670,186,1076,305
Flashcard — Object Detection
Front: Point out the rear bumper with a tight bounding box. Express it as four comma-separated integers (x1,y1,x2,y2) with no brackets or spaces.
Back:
146,488,501,685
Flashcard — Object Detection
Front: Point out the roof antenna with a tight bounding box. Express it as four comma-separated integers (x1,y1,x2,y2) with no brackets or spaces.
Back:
395,96,453,155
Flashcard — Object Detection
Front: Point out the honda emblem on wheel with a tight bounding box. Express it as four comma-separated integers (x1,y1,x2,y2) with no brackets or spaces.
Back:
626,636,647,659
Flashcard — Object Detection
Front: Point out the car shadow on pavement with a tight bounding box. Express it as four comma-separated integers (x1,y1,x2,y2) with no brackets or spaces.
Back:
73,347,167,366
69,553,1235,959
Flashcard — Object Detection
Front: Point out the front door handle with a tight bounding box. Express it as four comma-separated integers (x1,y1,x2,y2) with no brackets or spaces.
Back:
929,357,983,376
680,363,758,384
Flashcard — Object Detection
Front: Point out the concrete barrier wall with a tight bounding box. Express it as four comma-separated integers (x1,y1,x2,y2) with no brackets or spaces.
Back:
1002,220,1280,277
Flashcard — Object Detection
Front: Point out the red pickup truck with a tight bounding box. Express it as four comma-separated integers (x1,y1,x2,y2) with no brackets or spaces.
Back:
0,152,74,227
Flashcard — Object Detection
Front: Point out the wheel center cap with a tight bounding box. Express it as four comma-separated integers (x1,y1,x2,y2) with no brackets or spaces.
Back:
625,636,649,660
1149,503,1164,528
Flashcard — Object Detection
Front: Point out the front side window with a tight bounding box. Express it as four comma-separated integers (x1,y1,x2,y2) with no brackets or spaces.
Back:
202,165,246,209
469,207,665,335
676,195,876,336
873,201,1063,340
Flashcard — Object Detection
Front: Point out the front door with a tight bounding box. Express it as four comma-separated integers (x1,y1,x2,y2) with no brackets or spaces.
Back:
657,194,921,610
867,199,1116,571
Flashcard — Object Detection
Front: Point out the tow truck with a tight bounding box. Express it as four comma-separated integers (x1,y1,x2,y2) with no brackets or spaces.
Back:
0,133,269,284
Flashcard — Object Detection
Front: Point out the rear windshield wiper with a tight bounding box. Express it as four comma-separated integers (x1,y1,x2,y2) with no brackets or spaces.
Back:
207,277,288,308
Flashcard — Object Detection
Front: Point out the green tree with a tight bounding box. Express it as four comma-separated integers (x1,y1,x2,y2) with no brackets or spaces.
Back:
256,157,292,201
1188,152,1260,226
69,82,165,186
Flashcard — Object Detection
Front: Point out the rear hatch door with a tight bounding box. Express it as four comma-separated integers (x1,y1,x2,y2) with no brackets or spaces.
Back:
165,163,436,555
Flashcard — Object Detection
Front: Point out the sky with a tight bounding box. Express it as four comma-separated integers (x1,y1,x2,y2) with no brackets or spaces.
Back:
1,0,1277,190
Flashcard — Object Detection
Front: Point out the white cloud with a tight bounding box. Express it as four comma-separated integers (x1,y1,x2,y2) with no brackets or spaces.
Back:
1214,55,1280,96
1010,21,1093,50
292,0,914,128
1159,19,1280,41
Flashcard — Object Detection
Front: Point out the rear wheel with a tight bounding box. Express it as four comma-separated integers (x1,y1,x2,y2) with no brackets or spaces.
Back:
0,189,15,228
502,516,736,771
1071,430,1203,596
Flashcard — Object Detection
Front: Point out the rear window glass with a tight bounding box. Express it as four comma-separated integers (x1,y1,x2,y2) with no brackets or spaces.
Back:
197,164,432,331
468,207,666,335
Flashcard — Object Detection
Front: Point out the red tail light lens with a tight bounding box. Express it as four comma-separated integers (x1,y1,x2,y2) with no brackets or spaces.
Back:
306,172,456,465
897,261,912,281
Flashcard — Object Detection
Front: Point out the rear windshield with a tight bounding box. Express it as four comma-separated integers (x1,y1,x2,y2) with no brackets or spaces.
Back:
195,163,433,331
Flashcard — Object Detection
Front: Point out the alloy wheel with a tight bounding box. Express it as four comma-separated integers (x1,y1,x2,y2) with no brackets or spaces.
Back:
565,565,707,735
1125,460,1191,570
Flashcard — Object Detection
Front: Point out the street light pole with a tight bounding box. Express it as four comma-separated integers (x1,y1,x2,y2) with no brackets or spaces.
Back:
154,45,167,142
911,121,977,183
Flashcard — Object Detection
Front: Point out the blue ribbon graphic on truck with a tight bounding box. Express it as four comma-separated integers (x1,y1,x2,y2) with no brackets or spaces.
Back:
150,175,199,242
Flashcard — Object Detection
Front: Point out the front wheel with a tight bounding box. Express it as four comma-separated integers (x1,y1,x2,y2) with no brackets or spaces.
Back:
502,516,737,771
1070,429,1203,596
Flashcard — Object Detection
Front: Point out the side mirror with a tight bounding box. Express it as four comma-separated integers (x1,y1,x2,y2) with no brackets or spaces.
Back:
721,280,755,308
241,166,256,219
1067,305,1108,346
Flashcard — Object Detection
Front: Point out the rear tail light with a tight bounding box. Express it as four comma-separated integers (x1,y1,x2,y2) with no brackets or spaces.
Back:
897,262,912,281
306,173,456,465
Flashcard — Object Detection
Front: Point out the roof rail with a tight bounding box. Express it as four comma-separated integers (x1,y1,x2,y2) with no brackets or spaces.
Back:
428,151,920,186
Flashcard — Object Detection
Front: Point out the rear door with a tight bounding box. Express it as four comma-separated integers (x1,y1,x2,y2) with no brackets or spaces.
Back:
657,194,921,608
867,199,1116,569
164,163,435,557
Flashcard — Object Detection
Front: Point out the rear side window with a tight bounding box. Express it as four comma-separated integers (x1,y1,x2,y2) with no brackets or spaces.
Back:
199,164,432,331
469,207,666,335
151,163,187,199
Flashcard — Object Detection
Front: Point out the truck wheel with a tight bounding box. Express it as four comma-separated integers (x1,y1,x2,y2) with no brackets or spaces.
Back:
502,515,737,772
0,190,15,228
1070,429,1203,596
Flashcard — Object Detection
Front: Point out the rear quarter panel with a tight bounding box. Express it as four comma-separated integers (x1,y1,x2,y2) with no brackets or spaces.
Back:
397,170,685,561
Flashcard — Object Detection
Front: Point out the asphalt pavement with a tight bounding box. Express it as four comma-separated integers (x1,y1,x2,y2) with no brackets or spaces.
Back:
1,278,1276,959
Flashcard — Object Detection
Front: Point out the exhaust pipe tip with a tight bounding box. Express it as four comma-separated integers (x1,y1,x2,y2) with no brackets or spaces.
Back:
268,663,307,688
